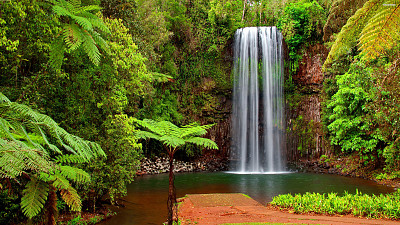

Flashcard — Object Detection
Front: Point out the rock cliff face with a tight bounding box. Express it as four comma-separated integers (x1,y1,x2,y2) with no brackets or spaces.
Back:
286,43,331,165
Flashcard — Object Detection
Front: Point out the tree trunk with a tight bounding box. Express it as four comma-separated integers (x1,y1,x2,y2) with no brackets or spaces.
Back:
46,185,57,225
167,152,177,225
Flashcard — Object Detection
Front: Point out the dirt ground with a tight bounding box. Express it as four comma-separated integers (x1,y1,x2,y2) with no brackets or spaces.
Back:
178,193,400,225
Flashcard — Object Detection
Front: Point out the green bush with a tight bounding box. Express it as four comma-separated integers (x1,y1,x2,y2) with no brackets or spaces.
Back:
271,190,400,219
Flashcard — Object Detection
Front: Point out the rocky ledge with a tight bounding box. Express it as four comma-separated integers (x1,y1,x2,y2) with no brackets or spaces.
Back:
137,156,228,175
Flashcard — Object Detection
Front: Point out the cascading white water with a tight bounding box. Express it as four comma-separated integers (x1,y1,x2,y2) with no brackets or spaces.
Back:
231,27,286,173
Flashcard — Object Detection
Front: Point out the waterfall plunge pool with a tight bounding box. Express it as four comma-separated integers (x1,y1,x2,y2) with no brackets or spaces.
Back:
101,172,394,225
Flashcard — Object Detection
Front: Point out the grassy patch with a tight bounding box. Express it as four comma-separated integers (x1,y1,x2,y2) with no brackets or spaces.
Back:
271,189,400,220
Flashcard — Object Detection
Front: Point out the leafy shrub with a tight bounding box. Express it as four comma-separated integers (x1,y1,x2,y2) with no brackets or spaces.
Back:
271,189,400,219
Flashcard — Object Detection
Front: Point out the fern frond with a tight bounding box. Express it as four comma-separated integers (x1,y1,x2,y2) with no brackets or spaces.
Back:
58,165,90,184
62,24,83,51
81,31,101,65
359,2,400,61
1,94,104,159
159,135,185,148
80,11,110,34
70,15,93,31
134,130,161,141
53,5,73,17
324,0,382,69
49,36,65,71
0,93,11,103
76,5,102,14
180,124,215,138
60,186,81,211
68,0,82,9
0,139,53,179
184,137,218,150
21,178,49,219
91,30,110,54
54,154,86,164
135,119,218,150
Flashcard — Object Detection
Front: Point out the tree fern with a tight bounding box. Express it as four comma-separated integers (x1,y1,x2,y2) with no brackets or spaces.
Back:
134,119,217,225
48,0,110,69
0,93,105,221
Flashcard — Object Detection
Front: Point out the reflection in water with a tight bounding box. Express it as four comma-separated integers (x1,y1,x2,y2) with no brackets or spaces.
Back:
101,172,394,225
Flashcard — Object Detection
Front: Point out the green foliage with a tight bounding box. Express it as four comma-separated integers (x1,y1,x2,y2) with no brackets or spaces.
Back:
87,114,142,202
277,0,326,73
0,93,105,220
0,190,21,224
324,0,400,69
325,59,381,158
359,2,400,61
49,0,111,70
21,177,50,219
271,190,400,219
135,119,218,152
323,0,367,42
0,0,59,91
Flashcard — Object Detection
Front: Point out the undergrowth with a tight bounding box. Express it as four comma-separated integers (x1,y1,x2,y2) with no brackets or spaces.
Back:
270,190,400,219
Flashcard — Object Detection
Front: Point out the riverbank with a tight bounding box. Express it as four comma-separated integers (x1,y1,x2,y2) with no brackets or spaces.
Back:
178,193,400,225
137,155,228,175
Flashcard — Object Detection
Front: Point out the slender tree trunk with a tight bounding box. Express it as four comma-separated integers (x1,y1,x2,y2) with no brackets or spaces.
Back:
167,152,177,225
46,185,57,225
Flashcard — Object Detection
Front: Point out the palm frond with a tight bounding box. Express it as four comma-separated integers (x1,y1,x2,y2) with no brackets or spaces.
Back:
21,178,49,219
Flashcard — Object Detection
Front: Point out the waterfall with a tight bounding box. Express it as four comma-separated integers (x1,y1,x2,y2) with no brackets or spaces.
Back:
231,27,286,173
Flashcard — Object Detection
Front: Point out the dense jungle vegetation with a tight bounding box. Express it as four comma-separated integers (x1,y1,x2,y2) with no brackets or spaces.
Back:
0,0,399,224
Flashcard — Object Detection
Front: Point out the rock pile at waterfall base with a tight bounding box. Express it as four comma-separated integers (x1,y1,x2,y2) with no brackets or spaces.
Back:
137,156,228,175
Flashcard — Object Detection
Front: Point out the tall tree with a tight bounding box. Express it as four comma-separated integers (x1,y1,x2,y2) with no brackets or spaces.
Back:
134,119,218,225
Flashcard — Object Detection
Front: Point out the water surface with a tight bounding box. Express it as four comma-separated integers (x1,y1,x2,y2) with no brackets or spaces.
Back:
102,172,394,225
